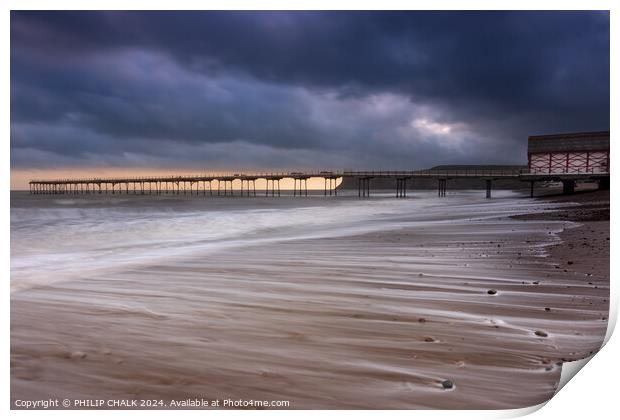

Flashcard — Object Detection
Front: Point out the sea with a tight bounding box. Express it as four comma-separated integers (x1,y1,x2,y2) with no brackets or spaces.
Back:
11,189,549,292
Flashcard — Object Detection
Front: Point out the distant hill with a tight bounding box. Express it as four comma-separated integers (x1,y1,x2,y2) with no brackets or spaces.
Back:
430,164,527,171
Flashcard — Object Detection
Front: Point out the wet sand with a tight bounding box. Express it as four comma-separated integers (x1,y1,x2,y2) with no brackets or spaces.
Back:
11,192,609,409
513,189,609,282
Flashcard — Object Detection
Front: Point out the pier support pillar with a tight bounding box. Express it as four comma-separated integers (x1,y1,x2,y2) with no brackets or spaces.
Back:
396,178,408,198
530,181,535,198
598,177,610,191
562,180,575,195
486,179,492,199
438,179,447,197
293,178,307,197
358,177,371,197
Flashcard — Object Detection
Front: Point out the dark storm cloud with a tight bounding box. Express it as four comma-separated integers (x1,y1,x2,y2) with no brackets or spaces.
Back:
10,11,610,170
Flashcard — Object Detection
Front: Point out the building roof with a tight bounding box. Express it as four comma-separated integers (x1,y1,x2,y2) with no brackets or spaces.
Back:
528,131,609,153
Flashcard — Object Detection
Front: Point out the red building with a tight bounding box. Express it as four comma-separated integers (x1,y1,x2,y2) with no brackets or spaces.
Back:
528,131,609,174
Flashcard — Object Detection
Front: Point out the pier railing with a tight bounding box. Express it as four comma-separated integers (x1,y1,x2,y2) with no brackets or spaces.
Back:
30,168,530,184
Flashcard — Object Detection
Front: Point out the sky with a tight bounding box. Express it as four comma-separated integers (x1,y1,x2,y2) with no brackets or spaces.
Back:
10,11,610,185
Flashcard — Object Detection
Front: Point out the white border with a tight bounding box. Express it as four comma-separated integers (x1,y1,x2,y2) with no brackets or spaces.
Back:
4,2,616,420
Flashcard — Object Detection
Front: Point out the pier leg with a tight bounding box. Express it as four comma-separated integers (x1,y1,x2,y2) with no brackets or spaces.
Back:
598,177,610,190
562,180,575,195
438,179,447,197
486,179,492,199
530,181,535,198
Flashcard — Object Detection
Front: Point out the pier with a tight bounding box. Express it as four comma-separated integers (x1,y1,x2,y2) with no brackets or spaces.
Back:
28,168,609,198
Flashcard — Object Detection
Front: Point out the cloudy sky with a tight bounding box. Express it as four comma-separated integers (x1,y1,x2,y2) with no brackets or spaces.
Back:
11,11,609,182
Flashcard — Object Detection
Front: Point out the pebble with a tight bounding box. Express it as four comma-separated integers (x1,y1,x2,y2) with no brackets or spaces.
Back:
441,380,454,390
487,289,497,295
418,318,427,323
535,330,548,338
544,307,551,311
567,261,574,265
424,337,435,342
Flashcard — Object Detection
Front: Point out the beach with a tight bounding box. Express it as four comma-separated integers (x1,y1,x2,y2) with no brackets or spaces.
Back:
10,189,609,409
